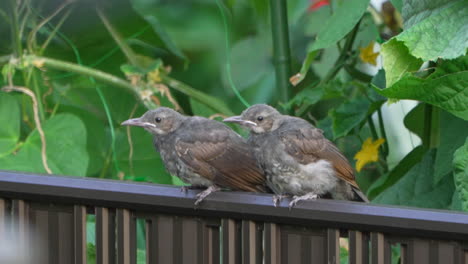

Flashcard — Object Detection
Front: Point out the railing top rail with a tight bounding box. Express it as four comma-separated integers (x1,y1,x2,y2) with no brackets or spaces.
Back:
0,170,467,241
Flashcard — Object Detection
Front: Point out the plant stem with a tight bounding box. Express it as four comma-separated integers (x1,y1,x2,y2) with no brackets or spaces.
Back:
367,116,378,140
321,19,361,85
377,108,389,157
423,104,440,148
270,0,292,105
8,0,22,57
25,55,234,115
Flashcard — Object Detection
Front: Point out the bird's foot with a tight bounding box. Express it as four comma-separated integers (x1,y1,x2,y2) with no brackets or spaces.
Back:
288,193,318,210
194,186,221,206
273,194,291,207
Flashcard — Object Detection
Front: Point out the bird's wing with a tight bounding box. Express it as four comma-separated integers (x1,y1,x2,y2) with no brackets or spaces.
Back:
280,127,358,188
175,130,265,192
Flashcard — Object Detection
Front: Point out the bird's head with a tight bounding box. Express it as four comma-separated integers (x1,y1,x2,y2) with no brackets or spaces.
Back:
223,104,281,134
121,107,185,135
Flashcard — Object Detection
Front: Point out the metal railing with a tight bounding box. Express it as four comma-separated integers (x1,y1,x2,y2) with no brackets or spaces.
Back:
0,170,467,264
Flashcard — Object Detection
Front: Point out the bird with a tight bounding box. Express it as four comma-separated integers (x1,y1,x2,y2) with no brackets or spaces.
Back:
121,107,266,205
223,104,369,208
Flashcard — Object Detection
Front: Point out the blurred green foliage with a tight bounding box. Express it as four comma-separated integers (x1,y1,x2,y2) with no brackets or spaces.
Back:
0,0,467,212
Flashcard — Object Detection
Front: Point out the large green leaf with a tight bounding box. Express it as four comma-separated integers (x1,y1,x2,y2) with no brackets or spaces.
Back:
0,93,20,157
453,137,468,211
0,114,89,176
396,0,468,61
307,0,369,52
367,146,426,199
381,39,423,87
373,149,454,209
330,98,370,139
115,127,173,184
434,111,468,184
294,0,370,85
130,0,187,61
375,56,468,120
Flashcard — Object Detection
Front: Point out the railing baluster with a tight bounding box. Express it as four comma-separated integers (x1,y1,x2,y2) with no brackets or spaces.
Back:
116,209,136,264
349,230,369,264
204,219,221,264
74,205,87,264
327,228,340,264
371,232,390,264
12,200,29,259
96,207,116,264
0,199,8,239
264,223,280,264
146,215,174,263
222,219,241,264
242,220,262,264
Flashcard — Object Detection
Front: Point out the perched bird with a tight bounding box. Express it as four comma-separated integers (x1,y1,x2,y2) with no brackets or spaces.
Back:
121,107,266,205
224,104,369,208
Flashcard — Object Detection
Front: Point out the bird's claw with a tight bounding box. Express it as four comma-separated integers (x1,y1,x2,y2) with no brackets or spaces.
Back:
194,186,220,206
180,186,188,193
288,193,318,210
272,194,290,207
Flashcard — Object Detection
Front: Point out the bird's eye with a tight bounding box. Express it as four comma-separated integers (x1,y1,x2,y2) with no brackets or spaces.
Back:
155,117,162,123
257,116,264,122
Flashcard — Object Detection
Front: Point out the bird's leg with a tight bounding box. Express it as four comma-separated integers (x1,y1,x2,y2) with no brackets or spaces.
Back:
272,194,291,207
194,185,221,205
289,193,318,209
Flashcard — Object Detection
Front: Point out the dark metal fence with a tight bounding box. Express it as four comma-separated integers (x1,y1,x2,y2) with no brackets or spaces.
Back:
0,170,467,264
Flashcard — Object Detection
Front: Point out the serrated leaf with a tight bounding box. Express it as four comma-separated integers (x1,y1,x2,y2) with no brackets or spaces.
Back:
453,137,468,211
396,0,468,60
373,149,454,209
0,114,89,176
375,56,468,120
381,38,423,87
0,93,20,157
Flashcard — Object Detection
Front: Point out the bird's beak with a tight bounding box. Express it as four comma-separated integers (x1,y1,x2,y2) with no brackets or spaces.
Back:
121,118,155,128
223,116,257,126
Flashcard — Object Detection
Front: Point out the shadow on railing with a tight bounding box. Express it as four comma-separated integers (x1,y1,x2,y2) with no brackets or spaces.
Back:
0,170,467,264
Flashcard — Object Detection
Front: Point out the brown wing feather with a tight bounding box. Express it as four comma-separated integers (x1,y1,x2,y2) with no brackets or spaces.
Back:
175,134,265,192
280,128,358,188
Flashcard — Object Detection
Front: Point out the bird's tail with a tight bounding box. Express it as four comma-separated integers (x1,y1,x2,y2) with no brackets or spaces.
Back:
352,187,370,203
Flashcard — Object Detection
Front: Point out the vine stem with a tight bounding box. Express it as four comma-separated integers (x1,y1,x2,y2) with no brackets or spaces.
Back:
2,85,52,174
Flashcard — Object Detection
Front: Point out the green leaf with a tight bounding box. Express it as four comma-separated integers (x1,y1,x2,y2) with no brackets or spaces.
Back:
0,93,20,157
373,149,454,209
375,56,468,120
403,103,424,142
294,0,370,85
330,98,370,139
396,0,468,60
434,111,468,184
130,0,187,61
381,38,423,87
453,137,468,211
115,127,172,184
307,0,370,52
367,146,426,199
390,0,403,13
0,114,89,176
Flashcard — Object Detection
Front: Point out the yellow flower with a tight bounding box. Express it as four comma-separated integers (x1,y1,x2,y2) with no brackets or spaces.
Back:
354,138,385,172
359,41,379,66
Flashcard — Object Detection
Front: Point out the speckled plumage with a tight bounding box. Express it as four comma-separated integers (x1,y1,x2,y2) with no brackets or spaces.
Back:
122,108,266,195
225,104,368,206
